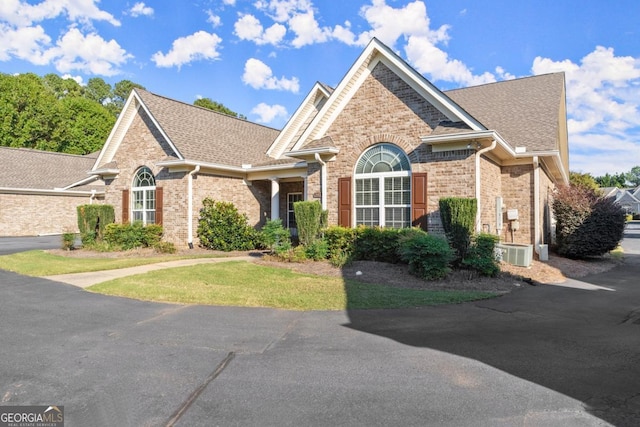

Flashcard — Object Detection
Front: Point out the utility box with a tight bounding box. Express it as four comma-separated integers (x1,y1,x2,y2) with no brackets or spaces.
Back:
497,243,533,267
507,209,519,221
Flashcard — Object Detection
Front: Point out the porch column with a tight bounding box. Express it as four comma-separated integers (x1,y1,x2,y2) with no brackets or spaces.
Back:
270,178,280,220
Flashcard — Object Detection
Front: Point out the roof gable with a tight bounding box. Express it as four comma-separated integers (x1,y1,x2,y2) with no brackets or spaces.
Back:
285,38,485,154
267,82,332,159
94,89,280,171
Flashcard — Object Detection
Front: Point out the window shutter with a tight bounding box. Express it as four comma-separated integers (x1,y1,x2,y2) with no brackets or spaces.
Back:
122,189,129,224
155,187,163,225
338,177,351,227
411,173,428,230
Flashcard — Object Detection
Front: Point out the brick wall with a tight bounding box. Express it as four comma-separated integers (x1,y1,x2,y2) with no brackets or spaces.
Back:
0,193,102,236
318,61,478,235
480,156,502,235
500,164,534,244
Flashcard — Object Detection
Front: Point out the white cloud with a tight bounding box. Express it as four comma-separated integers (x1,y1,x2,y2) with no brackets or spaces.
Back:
129,2,153,17
242,58,299,92
222,0,236,5
251,102,288,124
206,10,221,27
48,28,132,76
533,46,640,175
288,9,330,48
357,0,432,47
61,73,84,85
0,24,51,64
0,0,120,27
151,31,223,68
533,46,640,136
405,35,495,86
234,13,286,45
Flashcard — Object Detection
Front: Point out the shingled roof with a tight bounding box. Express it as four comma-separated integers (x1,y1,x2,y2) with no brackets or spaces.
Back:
445,73,566,151
0,147,99,191
135,89,280,167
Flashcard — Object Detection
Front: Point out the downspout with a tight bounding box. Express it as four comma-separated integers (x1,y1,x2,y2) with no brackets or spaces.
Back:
89,189,96,205
533,156,541,257
475,139,497,232
314,153,327,210
187,165,201,249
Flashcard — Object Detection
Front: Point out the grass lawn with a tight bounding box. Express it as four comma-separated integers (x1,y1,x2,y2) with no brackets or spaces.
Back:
87,261,498,311
0,250,219,276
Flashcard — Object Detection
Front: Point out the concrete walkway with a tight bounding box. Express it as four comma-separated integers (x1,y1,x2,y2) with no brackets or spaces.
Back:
43,255,258,288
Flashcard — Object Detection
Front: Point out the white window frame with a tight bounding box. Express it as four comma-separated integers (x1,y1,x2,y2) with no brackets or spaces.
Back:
355,144,411,228
131,166,156,225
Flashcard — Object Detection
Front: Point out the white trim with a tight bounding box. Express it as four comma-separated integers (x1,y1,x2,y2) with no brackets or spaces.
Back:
267,82,332,159
290,38,486,153
0,187,103,197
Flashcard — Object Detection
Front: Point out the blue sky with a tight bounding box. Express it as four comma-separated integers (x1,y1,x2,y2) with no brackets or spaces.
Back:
1,0,639,177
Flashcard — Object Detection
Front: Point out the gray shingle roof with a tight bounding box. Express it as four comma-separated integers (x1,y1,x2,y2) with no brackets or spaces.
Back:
135,89,280,167
0,147,98,190
445,73,565,151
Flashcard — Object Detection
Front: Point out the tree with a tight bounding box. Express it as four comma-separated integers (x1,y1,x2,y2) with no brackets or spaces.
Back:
57,97,116,154
110,80,145,115
0,73,62,150
553,184,625,259
569,171,599,192
42,73,82,99
84,77,112,105
595,172,627,188
626,166,640,187
194,97,246,119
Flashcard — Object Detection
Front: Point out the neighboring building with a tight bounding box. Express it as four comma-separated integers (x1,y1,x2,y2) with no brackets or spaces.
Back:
601,187,640,214
2,38,570,259
0,147,104,236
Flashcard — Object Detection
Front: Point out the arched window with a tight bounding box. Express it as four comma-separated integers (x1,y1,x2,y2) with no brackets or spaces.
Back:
131,166,156,225
355,143,411,228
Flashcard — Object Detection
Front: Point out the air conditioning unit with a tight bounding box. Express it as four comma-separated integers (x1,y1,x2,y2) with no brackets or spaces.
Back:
497,243,533,267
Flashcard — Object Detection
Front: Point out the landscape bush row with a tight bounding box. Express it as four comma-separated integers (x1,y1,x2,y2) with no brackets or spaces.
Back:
196,197,501,281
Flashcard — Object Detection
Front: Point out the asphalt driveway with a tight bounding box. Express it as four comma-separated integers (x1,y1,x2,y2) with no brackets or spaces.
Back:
1,228,639,426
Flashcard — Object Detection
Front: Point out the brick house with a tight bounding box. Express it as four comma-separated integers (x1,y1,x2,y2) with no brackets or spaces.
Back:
0,147,104,236
85,38,569,255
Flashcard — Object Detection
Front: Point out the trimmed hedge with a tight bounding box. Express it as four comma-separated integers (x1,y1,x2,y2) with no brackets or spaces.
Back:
439,197,477,263
103,222,163,250
553,185,625,258
77,204,115,243
293,201,323,246
398,233,454,280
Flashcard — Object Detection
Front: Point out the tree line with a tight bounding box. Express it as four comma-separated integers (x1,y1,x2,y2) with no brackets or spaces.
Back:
571,167,640,191
0,72,243,155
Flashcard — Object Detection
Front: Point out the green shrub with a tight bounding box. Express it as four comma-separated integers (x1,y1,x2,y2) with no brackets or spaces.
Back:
103,222,164,250
153,241,177,254
325,226,356,266
260,219,291,253
439,197,477,263
353,227,403,263
61,232,75,250
197,198,258,251
293,201,323,246
77,204,115,243
398,234,455,280
463,233,500,277
553,185,626,258
304,239,329,261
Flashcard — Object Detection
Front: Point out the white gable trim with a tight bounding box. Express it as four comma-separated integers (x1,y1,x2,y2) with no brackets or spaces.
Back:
267,82,332,159
91,90,183,171
290,38,485,153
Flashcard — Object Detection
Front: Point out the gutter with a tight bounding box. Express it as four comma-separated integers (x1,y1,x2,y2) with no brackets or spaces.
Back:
533,156,541,258
475,139,497,232
187,165,201,249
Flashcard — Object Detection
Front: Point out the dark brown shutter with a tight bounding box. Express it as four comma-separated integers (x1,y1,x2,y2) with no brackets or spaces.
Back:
122,189,129,223
411,173,428,230
338,177,351,227
155,187,163,225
